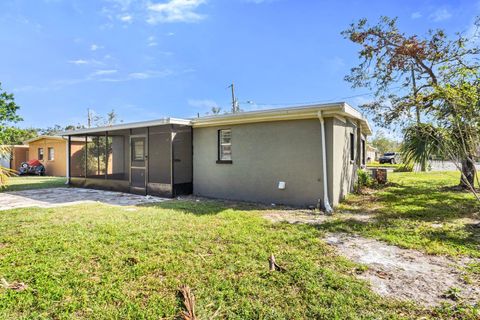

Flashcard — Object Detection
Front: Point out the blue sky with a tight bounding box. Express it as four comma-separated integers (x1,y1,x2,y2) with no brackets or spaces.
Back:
0,0,478,132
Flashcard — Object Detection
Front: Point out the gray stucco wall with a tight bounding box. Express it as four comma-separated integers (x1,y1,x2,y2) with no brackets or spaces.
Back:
193,119,331,207
330,118,360,205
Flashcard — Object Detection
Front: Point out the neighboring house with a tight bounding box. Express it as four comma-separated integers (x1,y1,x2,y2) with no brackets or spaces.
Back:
23,136,84,177
62,103,371,208
366,145,379,163
0,145,28,170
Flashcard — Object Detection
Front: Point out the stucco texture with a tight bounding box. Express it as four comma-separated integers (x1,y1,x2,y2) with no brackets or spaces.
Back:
193,119,330,207
193,117,365,208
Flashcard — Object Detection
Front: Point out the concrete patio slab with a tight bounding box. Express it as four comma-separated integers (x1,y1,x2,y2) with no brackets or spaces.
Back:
0,188,167,211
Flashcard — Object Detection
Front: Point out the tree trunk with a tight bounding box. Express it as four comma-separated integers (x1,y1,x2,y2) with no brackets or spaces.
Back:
460,157,475,189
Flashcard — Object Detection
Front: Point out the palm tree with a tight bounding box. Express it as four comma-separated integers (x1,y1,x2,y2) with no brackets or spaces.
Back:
401,123,480,200
400,124,444,172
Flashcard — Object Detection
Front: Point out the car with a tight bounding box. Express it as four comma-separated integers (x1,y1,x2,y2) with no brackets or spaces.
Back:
18,159,45,176
379,152,397,164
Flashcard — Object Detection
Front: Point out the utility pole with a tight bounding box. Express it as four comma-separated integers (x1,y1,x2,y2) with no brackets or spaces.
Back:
87,108,92,128
228,82,238,113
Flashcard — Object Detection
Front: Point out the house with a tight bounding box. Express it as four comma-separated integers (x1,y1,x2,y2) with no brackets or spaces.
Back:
366,145,379,163
0,145,29,171
62,103,371,209
23,136,84,176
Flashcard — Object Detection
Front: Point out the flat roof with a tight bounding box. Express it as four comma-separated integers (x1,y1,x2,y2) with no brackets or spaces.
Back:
61,102,372,136
23,135,86,144
60,118,191,136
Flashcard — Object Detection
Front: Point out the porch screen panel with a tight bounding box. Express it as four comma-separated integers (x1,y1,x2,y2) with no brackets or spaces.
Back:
86,135,107,178
172,126,192,184
70,136,86,177
106,134,127,180
148,126,171,184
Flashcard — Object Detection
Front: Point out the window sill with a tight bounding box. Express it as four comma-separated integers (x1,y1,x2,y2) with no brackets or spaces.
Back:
216,160,233,164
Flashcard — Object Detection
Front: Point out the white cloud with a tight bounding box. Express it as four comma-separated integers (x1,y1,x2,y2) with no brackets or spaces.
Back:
147,0,207,24
99,70,173,81
91,69,118,76
147,35,158,47
429,8,452,22
68,59,104,66
166,32,175,36
90,44,103,51
68,59,89,65
411,12,422,19
119,14,133,22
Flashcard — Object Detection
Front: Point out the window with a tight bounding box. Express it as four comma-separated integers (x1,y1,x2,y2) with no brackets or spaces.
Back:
361,139,366,165
38,148,44,161
48,147,55,161
132,139,145,161
217,129,232,163
350,133,355,161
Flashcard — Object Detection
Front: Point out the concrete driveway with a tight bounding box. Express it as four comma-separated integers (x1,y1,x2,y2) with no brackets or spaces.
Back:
0,188,167,211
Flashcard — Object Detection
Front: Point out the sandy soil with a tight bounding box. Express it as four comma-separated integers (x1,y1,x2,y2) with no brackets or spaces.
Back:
325,233,480,306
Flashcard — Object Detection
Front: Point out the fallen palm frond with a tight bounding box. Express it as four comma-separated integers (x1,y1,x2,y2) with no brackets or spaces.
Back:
268,254,287,272
179,285,197,320
1,278,28,291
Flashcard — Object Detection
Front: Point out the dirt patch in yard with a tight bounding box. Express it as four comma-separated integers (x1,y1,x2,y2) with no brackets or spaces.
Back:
263,210,376,224
263,210,330,224
325,233,480,306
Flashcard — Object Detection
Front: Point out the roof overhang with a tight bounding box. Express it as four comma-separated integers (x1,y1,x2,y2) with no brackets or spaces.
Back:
60,118,191,136
191,102,372,135
59,102,372,136
23,135,66,144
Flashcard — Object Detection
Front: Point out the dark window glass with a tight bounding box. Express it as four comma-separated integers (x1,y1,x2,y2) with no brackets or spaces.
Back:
350,133,355,161
361,139,366,165
38,148,44,160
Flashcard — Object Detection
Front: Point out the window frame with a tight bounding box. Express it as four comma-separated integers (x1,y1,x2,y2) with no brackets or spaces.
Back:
131,138,145,162
216,129,232,164
38,147,44,161
48,147,55,161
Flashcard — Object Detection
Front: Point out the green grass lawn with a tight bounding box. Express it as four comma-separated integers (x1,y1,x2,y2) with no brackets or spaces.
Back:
366,161,401,169
0,172,479,319
334,171,480,258
1,176,67,192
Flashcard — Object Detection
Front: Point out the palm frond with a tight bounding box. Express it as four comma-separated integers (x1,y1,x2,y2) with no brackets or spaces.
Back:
401,124,446,168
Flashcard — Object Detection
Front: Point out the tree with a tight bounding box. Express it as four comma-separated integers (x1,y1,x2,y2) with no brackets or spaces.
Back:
369,131,400,155
343,16,480,186
0,83,22,187
211,106,222,115
0,127,37,145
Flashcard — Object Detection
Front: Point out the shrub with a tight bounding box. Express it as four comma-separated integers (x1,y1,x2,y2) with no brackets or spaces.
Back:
355,169,374,192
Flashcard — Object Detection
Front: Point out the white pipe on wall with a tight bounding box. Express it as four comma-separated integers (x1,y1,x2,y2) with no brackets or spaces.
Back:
65,137,70,184
317,111,333,214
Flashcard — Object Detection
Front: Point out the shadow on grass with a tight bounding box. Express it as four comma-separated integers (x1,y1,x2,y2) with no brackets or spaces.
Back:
138,197,296,216
346,182,479,223
334,176,480,256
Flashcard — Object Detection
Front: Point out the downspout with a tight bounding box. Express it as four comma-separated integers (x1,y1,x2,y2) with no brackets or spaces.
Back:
317,111,333,214
65,136,70,185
